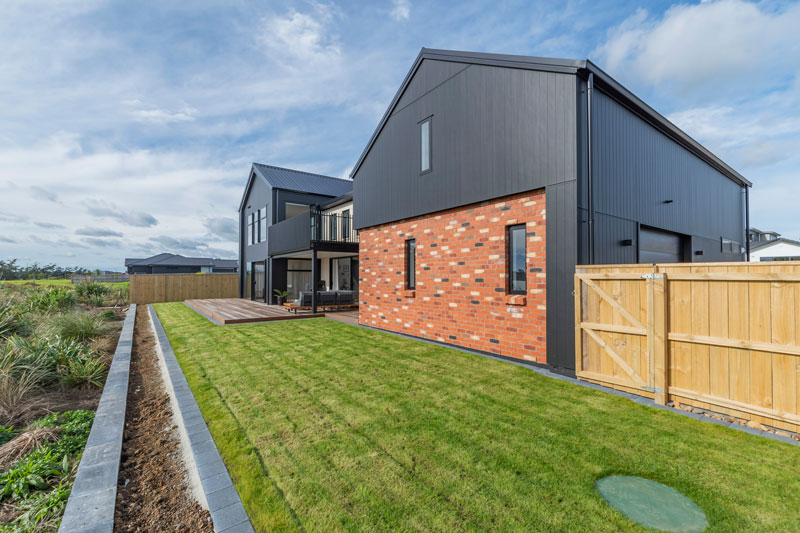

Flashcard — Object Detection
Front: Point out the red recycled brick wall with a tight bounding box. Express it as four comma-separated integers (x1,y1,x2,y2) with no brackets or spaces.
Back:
358,189,546,363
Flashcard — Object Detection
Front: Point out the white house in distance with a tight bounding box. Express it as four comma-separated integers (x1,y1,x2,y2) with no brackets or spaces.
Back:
748,228,800,262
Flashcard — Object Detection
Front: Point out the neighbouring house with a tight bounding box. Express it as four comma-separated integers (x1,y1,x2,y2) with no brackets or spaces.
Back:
124,253,238,274
238,163,357,304
352,48,751,373
749,228,800,262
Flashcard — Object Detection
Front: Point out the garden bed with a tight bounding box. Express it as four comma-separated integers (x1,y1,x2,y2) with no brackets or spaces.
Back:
114,306,212,531
0,281,127,531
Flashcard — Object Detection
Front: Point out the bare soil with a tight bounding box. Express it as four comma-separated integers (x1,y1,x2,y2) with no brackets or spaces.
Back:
114,307,212,532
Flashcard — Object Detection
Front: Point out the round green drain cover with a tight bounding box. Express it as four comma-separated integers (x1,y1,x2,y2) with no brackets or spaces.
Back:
596,476,708,532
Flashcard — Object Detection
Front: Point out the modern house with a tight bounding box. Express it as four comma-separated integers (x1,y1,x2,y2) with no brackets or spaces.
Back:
238,163,357,305
124,253,238,274
749,228,800,262
352,48,751,373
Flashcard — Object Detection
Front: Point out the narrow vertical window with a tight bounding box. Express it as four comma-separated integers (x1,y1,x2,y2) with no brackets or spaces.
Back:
420,117,431,173
507,225,526,294
256,208,262,242
248,213,254,245
342,209,350,239
260,205,267,242
406,239,416,289
329,213,337,241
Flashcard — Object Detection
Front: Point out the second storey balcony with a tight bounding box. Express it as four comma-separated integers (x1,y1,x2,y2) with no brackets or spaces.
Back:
269,211,358,256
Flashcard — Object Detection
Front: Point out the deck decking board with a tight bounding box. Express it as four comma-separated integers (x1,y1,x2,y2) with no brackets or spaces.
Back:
185,298,325,324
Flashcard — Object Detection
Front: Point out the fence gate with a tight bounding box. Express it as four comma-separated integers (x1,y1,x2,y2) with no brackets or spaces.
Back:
574,268,667,404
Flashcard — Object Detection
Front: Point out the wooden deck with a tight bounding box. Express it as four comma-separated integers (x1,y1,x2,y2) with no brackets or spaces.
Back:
185,298,324,324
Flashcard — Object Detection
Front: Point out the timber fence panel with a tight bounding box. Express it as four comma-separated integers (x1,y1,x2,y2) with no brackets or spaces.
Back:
129,274,239,304
575,261,800,431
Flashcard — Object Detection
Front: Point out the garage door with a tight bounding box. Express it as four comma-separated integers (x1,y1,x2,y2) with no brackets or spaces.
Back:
639,227,684,263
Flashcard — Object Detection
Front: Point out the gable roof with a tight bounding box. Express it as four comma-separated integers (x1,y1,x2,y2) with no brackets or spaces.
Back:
751,237,800,252
124,253,236,268
349,47,751,188
238,163,353,212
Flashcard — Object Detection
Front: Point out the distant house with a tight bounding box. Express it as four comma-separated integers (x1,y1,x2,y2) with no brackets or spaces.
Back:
124,253,238,274
749,228,800,262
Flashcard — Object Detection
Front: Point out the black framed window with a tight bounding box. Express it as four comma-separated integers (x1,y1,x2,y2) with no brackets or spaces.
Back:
259,207,267,242
329,213,337,241
248,213,254,245
419,117,431,173
507,224,526,294
342,209,350,238
406,239,416,289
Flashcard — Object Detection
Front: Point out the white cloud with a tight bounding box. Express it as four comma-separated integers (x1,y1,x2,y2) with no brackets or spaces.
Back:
204,217,238,241
390,0,411,21
259,3,342,69
30,186,60,203
130,107,197,124
593,1,800,99
85,200,159,228
75,227,124,238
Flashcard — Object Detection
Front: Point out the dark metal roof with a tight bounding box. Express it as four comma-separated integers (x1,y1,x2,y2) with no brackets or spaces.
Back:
124,253,236,268
349,47,751,188
320,193,353,210
253,163,353,196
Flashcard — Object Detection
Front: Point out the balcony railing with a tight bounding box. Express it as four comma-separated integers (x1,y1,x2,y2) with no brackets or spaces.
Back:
312,212,358,244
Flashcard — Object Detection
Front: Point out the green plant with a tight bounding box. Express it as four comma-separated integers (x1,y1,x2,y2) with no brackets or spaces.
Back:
0,450,67,501
0,343,49,425
99,309,118,321
74,281,109,300
46,313,108,343
9,478,72,532
0,302,14,338
0,424,17,445
24,288,76,313
61,357,105,388
35,410,94,457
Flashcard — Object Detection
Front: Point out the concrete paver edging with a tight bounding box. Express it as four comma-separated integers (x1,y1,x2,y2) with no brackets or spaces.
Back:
148,304,254,533
59,304,136,533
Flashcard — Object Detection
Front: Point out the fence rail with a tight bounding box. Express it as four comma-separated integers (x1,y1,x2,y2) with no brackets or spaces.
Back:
129,273,238,304
575,261,800,432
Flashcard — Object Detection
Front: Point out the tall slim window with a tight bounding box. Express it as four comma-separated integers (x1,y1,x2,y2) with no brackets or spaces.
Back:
248,213,254,245
260,205,267,242
420,117,431,173
406,239,416,289
342,209,350,239
329,213,337,241
507,225,526,294
256,208,263,242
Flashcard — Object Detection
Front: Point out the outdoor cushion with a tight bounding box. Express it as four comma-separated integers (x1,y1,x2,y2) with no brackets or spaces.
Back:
318,291,337,306
335,291,354,305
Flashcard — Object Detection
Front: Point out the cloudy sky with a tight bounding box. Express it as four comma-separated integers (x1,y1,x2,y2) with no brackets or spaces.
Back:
1,0,798,271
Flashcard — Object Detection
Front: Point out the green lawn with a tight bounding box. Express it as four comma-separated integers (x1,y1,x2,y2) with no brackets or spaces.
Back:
154,302,800,532
0,279,129,289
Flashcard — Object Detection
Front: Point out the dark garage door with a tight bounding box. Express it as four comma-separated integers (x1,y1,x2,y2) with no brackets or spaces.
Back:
639,227,684,263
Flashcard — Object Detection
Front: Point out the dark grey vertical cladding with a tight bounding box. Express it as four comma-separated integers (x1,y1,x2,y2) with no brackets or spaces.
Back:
591,89,745,262
575,76,589,265
270,258,287,303
546,179,578,371
354,61,577,229
593,213,638,264
242,178,270,269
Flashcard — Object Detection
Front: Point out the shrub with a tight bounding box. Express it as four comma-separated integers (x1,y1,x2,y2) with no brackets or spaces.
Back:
74,282,109,306
0,449,67,501
46,313,108,343
0,343,50,425
99,309,118,321
25,288,76,313
7,478,71,532
34,410,94,458
84,292,106,308
61,357,105,388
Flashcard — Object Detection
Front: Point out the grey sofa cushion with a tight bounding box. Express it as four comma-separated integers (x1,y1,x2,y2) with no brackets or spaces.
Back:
335,291,354,305
318,291,337,306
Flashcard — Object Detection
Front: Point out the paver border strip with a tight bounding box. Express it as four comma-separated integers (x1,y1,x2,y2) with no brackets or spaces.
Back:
148,304,255,533
59,304,136,533
355,323,800,447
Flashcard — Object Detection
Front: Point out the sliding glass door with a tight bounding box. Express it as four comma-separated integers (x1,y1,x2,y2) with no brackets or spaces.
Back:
252,261,266,301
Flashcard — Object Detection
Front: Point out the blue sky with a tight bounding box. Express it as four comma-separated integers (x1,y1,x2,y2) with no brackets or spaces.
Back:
0,0,798,271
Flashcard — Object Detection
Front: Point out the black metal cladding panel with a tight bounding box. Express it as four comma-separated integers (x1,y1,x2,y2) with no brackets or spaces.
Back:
545,179,578,371
592,212,638,265
354,63,577,229
395,59,469,110
591,90,745,243
268,212,312,256
242,176,270,267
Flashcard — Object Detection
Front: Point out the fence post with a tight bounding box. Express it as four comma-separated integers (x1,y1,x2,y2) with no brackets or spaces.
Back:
650,274,668,404
574,274,583,375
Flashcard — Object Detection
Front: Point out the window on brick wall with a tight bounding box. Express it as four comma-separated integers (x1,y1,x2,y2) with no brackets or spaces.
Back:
406,239,416,289
507,224,526,294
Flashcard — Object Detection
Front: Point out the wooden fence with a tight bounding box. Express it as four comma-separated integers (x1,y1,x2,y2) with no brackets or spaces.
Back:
129,273,239,305
575,262,800,432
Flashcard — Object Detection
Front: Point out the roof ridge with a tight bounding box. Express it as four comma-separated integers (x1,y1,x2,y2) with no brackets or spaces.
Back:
253,163,352,182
